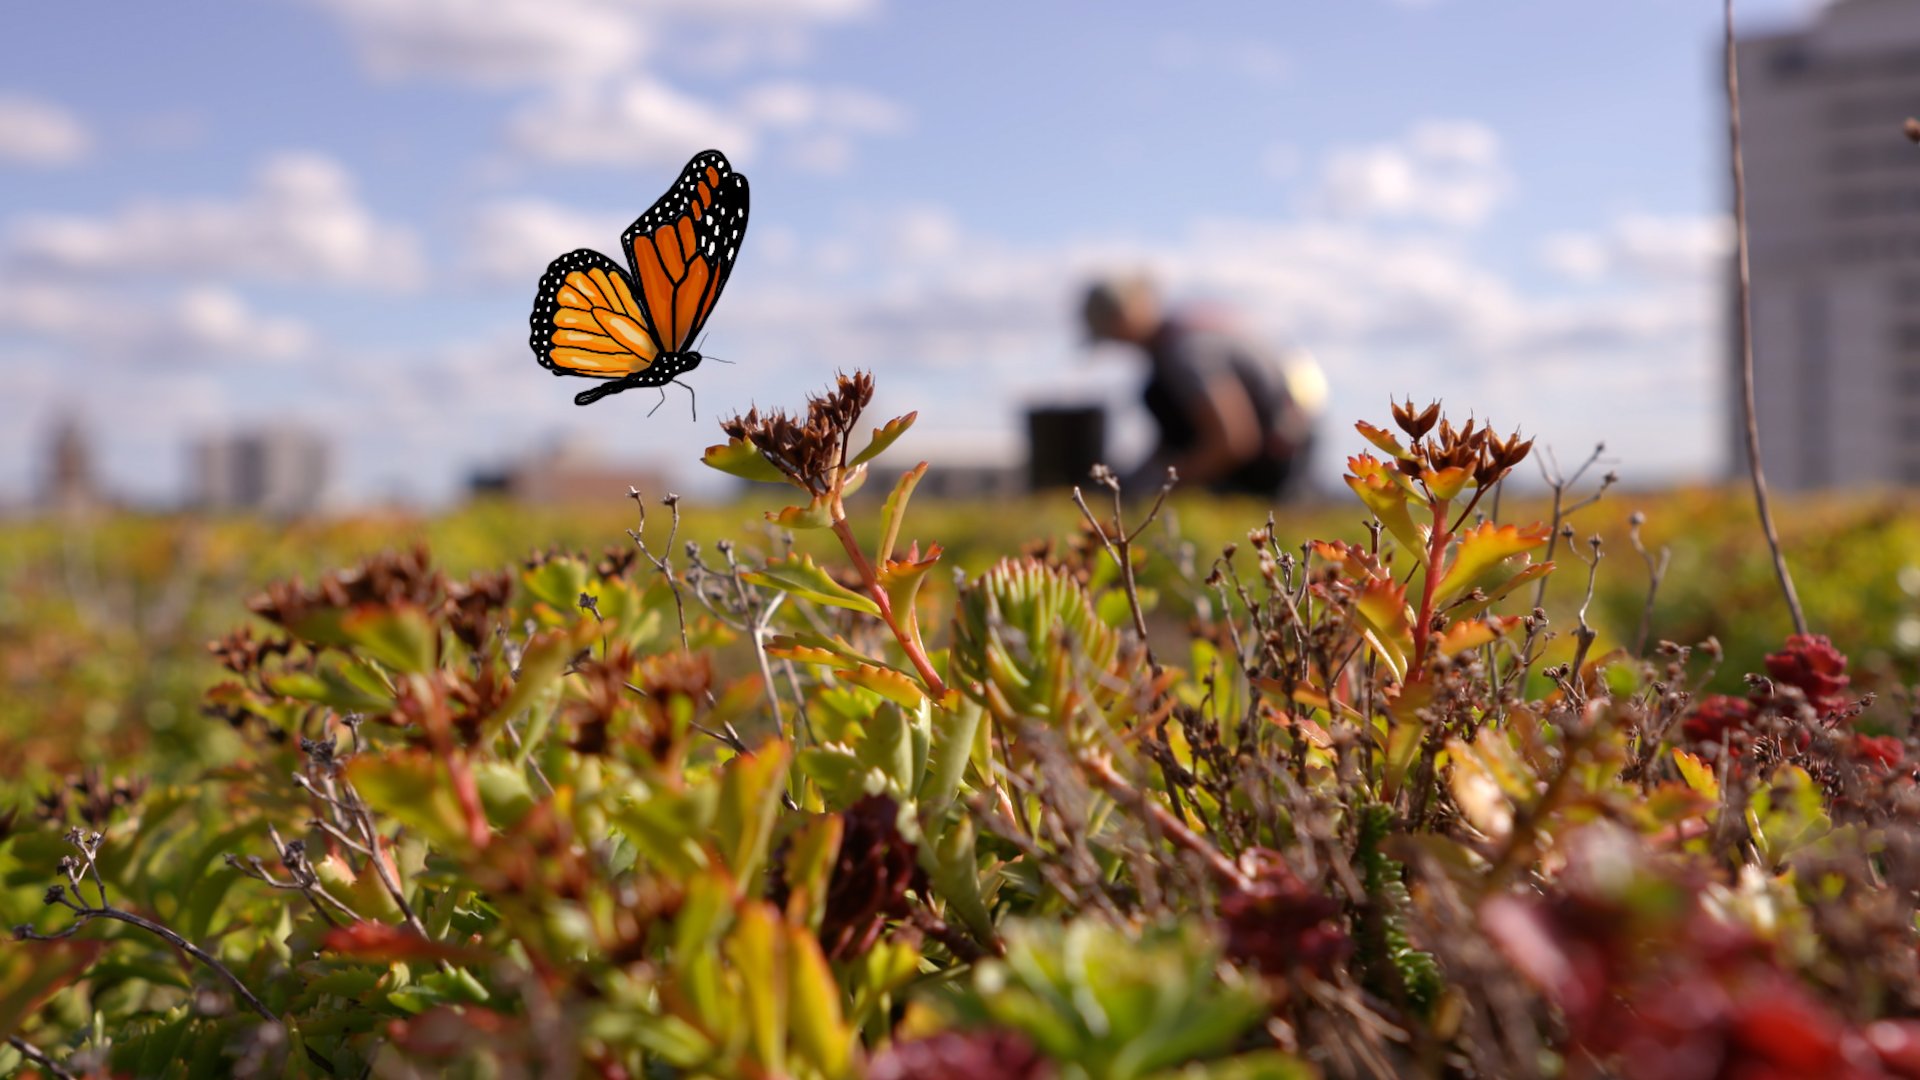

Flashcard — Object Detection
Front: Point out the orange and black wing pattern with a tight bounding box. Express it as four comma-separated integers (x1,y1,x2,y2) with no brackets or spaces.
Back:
620,149,749,355
528,149,749,406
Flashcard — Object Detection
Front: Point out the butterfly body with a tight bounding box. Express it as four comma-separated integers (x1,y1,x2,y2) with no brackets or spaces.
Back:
528,149,748,407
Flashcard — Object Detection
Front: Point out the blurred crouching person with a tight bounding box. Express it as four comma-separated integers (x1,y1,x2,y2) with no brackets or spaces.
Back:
1081,274,1324,499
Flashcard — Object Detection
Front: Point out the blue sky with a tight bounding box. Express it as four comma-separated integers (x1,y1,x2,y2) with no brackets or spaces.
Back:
0,0,1825,506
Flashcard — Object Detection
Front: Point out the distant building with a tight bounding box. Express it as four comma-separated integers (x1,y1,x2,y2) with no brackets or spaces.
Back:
192,428,331,516
863,458,1026,502
39,415,107,516
468,437,671,507
1736,0,1920,488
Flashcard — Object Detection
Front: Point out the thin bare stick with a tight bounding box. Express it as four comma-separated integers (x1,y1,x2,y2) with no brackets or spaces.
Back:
1725,0,1808,635
7,1035,76,1080
18,834,277,1022
1626,511,1671,657
1073,465,1177,664
628,489,692,652
1077,751,1250,891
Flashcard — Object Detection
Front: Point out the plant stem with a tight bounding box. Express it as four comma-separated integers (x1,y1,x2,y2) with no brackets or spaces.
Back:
829,516,948,699
1078,751,1251,891
18,906,275,1022
1725,0,1808,636
1409,499,1451,676
7,1035,76,1080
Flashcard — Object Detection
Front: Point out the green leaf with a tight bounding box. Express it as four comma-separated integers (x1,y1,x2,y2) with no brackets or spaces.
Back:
608,785,717,881
1382,718,1426,801
786,922,853,1078
1434,615,1521,658
797,745,873,809
473,761,536,829
877,461,927,564
263,657,394,713
1435,522,1551,606
726,902,788,1074
843,663,929,709
849,411,918,467
745,553,880,616
767,492,836,530
1747,764,1832,867
1354,421,1410,459
339,602,437,674
878,543,941,652
1673,748,1720,801
779,814,843,932
854,702,919,796
477,620,595,746
716,741,791,886
0,937,101,1041
1353,578,1412,680
702,437,791,484
346,750,473,852
521,557,591,617
1344,462,1426,558
922,815,996,947
764,632,901,677
1449,559,1554,619
920,696,984,820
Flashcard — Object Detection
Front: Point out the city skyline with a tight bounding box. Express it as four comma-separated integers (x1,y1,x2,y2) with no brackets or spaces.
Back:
1,0,1831,507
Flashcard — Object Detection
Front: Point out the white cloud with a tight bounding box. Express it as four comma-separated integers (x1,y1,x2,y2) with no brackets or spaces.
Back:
505,77,907,173
304,0,876,87
1541,214,1734,282
0,280,311,362
305,0,646,85
4,153,422,288
737,82,907,136
463,198,630,281
0,94,90,166
1307,120,1511,227
505,77,757,167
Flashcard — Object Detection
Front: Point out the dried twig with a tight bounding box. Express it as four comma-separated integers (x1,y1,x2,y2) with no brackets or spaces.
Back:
6,1035,76,1080
1073,464,1178,664
16,831,276,1022
1724,0,1808,635
1626,511,1671,657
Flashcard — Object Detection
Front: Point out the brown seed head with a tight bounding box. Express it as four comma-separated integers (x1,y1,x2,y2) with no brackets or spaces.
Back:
1391,398,1442,441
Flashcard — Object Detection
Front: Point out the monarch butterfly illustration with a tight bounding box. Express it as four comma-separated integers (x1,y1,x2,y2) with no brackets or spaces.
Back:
528,149,749,408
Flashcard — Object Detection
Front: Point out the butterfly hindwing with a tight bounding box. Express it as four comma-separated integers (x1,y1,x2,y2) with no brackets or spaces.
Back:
620,149,750,353
530,248,660,380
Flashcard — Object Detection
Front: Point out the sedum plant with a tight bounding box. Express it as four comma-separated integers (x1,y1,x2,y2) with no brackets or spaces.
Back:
5,375,1920,1080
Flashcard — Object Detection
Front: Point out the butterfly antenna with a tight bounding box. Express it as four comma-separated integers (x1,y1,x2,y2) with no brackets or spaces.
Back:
695,331,732,364
647,388,668,418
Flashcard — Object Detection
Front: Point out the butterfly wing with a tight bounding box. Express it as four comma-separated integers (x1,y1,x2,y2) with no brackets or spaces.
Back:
620,149,750,354
529,248,661,380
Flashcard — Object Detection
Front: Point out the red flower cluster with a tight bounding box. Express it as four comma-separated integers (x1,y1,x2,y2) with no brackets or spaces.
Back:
819,794,921,961
1218,848,1351,977
866,1030,1051,1080
1682,694,1757,747
1680,634,1859,752
1766,634,1852,716
1485,828,1920,1080
1850,734,1906,771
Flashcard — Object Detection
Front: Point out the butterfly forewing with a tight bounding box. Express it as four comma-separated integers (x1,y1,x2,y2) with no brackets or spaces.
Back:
620,150,749,353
